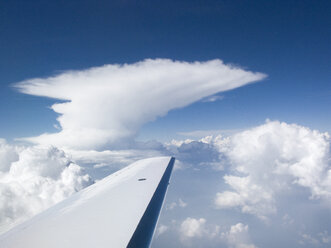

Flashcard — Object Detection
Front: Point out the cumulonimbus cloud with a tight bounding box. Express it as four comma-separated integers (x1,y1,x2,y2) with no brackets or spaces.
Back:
15,59,266,150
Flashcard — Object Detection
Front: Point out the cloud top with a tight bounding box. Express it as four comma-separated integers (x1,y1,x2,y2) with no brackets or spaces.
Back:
15,59,266,150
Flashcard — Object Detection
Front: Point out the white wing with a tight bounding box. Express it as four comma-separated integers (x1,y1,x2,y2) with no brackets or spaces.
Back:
0,156,175,248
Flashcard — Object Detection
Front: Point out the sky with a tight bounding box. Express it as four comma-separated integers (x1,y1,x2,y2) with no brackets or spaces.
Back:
0,0,331,247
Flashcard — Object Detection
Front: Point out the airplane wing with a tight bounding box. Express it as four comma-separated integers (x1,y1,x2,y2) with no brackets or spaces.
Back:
0,156,175,248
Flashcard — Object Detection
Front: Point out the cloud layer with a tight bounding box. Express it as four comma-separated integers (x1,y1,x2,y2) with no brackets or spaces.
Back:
15,59,266,150
1,120,331,247
0,139,92,233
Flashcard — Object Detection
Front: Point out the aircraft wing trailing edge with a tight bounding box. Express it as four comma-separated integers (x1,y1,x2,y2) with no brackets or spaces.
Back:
0,156,175,248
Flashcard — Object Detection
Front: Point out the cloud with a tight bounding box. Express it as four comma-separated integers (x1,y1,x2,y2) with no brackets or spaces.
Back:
157,224,169,236
180,217,207,238
179,217,219,241
221,223,257,248
4,55,330,247
167,198,187,210
0,139,20,172
201,94,224,102
164,120,331,225
178,198,188,208
177,128,242,139
1,119,329,247
0,140,92,234
166,136,223,169
300,233,320,246
299,231,331,246
68,147,164,169
215,175,277,219
15,59,266,150
214,120,331,218
178,218,256,248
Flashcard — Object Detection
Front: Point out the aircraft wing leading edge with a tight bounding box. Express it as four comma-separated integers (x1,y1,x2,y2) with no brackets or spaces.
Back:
0,156,175,248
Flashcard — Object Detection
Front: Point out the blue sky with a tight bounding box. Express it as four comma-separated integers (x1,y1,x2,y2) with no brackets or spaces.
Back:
1,1,331,247
1,0,330,141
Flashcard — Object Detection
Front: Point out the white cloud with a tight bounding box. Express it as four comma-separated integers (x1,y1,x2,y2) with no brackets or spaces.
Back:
167,202,178,210
213,120,331,218
0,139,20,172
167,198,187,210
68,147,164,169
201,94,224,102
179,217,219,241
215,191,245,208
0,140,92,234
215,175,276,219
15,59,266,150
229,121,331,197
221,223,257,248
177,128,242,139
179,198,187,208
180,217,207,238
157,224,169,236
1,119,328,247
168,139,195,147
166,120,331,222
179,218,256,248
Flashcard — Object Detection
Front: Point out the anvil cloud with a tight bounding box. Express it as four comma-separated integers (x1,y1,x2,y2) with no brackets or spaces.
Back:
15,59,266,150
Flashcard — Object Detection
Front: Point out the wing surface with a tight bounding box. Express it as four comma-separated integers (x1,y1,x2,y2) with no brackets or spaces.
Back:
0,156,175,248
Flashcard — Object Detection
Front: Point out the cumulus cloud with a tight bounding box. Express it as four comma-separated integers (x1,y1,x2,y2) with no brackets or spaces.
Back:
166,120,331,221
178,218,256,248
149,120,331,247
0,140,92,234
180,217,208,238
15,59,266,150
179,217,219,241
157,224,169,236
0,139,20,172
167,198,187,210
214,120,331,218
221,223,257,248
215,175,277,218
